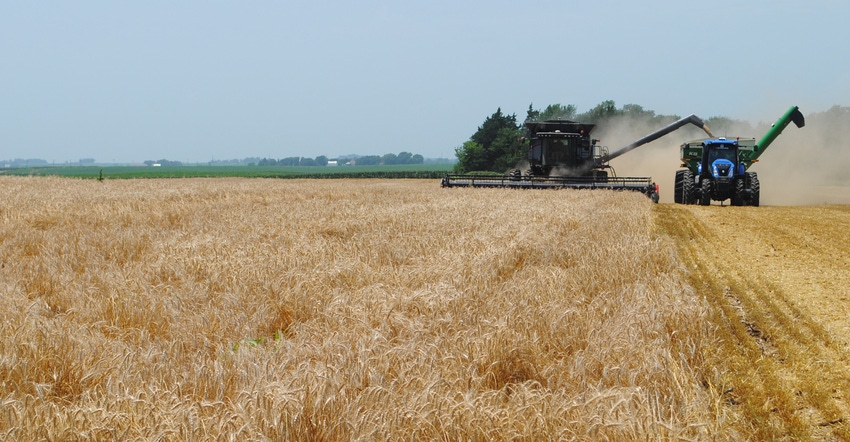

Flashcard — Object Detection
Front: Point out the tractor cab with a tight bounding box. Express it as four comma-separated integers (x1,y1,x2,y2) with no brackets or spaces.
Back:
672,106,804,207
699,138,743,182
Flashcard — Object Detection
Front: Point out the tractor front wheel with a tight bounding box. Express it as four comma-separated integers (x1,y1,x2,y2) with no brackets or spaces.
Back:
732,178,745,206
699,179,712,206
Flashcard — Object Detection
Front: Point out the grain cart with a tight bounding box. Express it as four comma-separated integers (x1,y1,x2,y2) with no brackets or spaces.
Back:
441,114,714,203
673,106,805,206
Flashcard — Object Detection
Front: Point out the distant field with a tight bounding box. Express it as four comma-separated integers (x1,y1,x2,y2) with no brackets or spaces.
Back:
0,163,454,179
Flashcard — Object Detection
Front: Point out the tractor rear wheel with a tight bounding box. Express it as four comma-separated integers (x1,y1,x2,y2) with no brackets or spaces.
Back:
682,170,695,204
699,179,712,206
674,171,685,204
747,172,760,207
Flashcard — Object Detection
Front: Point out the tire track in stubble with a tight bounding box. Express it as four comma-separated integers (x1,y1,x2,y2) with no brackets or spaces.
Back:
655,204,850,440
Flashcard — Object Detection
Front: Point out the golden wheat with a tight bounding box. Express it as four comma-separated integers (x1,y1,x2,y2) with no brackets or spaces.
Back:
0,176,720,440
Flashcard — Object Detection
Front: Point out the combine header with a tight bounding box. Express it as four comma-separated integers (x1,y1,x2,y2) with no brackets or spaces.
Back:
673,105,805,206
442,114,714,202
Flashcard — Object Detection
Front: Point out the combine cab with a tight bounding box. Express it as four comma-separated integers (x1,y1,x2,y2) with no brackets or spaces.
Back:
442,114,714,203
674,106,805,206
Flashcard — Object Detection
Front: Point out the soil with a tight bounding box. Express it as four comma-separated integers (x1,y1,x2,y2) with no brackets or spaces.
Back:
694,204,850,341
655,203,850,439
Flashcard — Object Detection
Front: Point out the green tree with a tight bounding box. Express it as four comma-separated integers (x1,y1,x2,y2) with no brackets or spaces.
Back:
315,155,328,166
704,116,754,135
454,141,488,172
470,108,517,148
382,153,398,165
525,103,539,123
454,108,523,173
621,104,655,120
356,155,381,165
490,126,526,172
577,100,620,122
396,151,413,164
538,103,578,121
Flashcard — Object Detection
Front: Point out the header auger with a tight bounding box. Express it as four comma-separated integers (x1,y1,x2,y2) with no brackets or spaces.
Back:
442,114,714,203
673,106,805,206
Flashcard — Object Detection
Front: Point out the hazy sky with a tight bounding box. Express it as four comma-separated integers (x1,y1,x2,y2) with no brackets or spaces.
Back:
2,1,848,164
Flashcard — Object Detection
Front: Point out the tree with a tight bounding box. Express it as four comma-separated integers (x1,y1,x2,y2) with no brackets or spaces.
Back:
396,151,413,164
470,108,517,149
621,104,655,120
538,103,578,121
356,155,381,165
315,155,328,166
525,103,539,123
577,100,620,122
704,116,753,135
454,108,523,173
454,141,488,172
382,153,398,165
490,127,526,172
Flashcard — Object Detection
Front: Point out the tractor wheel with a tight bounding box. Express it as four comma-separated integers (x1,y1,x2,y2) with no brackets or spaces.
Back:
674,171,685,204
732,178,745,206
682,170,695,204
699,179,712,206
747,172,760,207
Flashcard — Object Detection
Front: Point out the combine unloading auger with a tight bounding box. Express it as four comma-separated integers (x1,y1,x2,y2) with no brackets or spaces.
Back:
442,113,714,202
604,114,714,162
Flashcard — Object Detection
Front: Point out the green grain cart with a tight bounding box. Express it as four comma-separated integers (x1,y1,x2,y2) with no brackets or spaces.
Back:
673,106,805,206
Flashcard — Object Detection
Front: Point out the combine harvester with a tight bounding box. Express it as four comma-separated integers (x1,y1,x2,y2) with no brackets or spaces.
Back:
441,114,714,202
673,105,805,206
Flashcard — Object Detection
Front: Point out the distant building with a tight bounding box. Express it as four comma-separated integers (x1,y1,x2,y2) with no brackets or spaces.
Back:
327,160,338,166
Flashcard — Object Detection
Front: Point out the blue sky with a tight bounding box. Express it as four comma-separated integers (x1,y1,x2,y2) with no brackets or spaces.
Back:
2,1,847,163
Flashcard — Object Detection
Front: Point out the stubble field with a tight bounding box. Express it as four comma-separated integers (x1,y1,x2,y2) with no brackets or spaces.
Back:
0,176,848,440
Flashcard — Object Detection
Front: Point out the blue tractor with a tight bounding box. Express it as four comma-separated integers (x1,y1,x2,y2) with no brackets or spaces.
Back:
674,106,805,206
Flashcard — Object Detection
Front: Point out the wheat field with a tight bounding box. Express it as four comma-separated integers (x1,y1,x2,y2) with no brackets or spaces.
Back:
0,176,721,440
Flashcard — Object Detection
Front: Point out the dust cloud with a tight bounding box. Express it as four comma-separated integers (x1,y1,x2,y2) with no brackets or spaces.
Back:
602,108,850,205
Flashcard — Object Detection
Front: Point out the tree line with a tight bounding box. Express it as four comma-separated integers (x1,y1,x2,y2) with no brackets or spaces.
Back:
144,159,183,167
453,101,694,173
453,101,850,174
255,156,329,166
252,151,424,167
